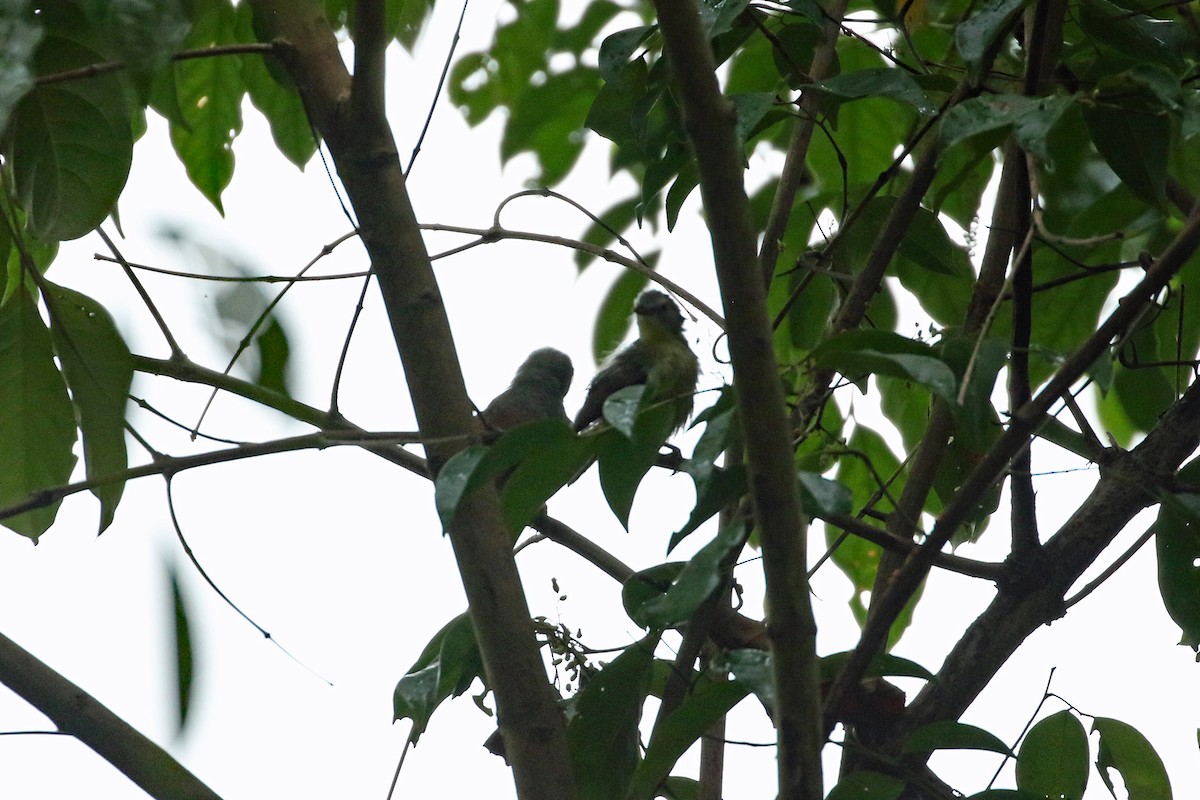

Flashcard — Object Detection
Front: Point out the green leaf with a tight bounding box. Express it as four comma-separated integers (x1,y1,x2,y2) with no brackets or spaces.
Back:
386,0,435,51
568,632,661,800
1082,104,1169,207
599,25,654,81
166,561,194,731
237,3,316,169
0,2,42,134
1016,710,1089,800
810,329,958,403
10,35,133,241
954,0,1028,78
99,0,190,71
165,0,244,213
1155,487,1200,648
631,524,745,629
622,563,685,623
490,420,594,533
253,316,291,397
826,771,904,800
902,720,1014,756
939,95,1072,164
796,472,853,519
0,290,78,540
596,392,677,527
1093,717,1173,800
965,792,1044,800
670,464,746,551
434,421,591,535
721,648,774,710
1077,0,1187,74
812,68,935,115
592,269,650,362
626,677,748,800
433,446,490,530
501,66,600,185
393,613,484,743
819,651,935,683
44,282,132,534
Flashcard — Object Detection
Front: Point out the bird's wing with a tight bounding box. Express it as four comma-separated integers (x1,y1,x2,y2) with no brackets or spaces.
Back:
572,345,650,430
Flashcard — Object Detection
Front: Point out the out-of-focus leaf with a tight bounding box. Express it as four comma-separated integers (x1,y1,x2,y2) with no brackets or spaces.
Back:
568,632,660,800
631,524,745,629
0,2,41,134
253,316,291,397
0,290,77,540
10,35,133,241
902,720,1014,755
1016,710,1089,800
393,612,484,743
1093,717,1173,800
166,561,194,731
44,283,132,533
97,0,190,71
501,66,600,185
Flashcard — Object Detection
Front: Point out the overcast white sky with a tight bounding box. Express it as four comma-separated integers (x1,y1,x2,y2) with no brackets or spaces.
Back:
0,3,1196,798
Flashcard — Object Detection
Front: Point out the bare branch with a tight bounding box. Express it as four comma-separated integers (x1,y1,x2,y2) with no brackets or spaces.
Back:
0,631,223,800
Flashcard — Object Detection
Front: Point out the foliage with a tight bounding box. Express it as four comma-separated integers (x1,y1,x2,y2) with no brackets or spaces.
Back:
0,0,1199,798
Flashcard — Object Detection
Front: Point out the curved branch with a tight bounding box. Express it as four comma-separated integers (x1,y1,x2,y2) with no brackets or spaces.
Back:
0,631,223,800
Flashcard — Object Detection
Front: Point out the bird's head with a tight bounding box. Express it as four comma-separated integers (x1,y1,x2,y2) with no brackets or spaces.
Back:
634,289,685,338
514,347,574,398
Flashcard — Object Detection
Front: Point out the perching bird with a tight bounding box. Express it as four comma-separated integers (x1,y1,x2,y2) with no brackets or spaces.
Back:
480,347,573,435
573,289,699,434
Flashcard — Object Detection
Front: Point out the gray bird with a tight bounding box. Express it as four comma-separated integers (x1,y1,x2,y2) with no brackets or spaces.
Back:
481,347,574,435
573,289,699,433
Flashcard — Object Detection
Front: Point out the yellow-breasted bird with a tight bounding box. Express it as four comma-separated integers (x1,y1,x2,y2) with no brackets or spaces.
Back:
573,289,699,434
481,347,574,435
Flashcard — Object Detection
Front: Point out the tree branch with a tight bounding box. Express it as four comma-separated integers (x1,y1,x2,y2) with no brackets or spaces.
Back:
649,2,823,797
245,5,574,797
0,631,223,800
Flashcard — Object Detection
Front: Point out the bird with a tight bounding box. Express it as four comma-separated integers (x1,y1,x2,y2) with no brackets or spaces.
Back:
480,347,573,436
573,289,699,434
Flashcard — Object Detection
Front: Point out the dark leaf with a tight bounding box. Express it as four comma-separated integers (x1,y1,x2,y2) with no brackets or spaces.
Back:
631,524,746,629
826,771,905,800
568,633,661,800
902,720,1014,756
1016,710,1089,800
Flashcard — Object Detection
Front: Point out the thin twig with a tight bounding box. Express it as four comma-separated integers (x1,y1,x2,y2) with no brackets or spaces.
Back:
97,227,187,360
